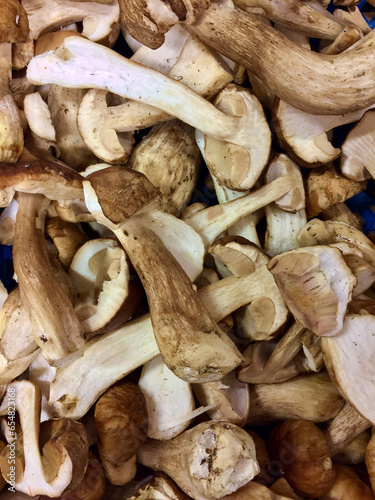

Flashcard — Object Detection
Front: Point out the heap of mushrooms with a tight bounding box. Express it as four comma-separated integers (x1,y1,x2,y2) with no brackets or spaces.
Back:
0,0,375,498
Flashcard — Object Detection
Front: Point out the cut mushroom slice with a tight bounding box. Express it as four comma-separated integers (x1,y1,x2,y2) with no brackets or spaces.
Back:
23,0,120,45
28,37,264,190
272,98,374,167
306,164,366,218
128,120,201,217
45,217,88,269
322,314,375,424
13,192,85,366
83,166,242,382
137,421,260,500
192,370,250,426
0,158,83,207
0,381,89,496
23,92,56,144
246,372,345,426
139,355,196,440
268,245,356,336
69,238,142,336
340,110,375,181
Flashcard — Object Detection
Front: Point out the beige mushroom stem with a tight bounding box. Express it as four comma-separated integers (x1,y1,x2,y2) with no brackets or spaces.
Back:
13,192,85,366
324,402,371,456
233,0,347,39
183,174,296,248
137,421,260,500
263,322,305,374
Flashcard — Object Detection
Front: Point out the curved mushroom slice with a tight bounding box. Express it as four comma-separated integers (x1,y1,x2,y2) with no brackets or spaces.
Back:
193,370,250,426
46,217,88,269
69,238,142,336
0,198,17,245
139,355,197,440
272,98,374,167
322,314,375,424
128,120,201,216
340,110,375,181
13,192,85,366
137,421,260,500
95,381,148,485
23,0,120,45
0,381,89,497
28,37,262,190
297,219,375,268
23,92,56,145
268,245,356,336
306,164,366,218
246,372,345,426
208,236,289,340
0,158,83,208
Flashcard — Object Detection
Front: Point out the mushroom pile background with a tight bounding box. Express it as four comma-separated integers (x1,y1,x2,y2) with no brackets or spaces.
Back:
1,0,375,498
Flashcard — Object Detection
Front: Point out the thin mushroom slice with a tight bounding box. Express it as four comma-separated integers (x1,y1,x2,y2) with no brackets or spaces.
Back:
272,98,374,167
192,370,250,426
268,245,356,336
322,314,375,424
0,380,89,497
69,238,142,336
340,110,375,181
137,421,260,500
138,355,196,440
23,91,56,144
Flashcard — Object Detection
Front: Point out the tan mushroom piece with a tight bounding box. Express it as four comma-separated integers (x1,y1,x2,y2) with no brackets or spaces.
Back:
268,245,356,336
0,380,89,497
23,0,120,45
340,110,375,181
94,381,148,485
128,120,201,216
246,372,345,426
137,421,260,500
28,37,268,190
220,480,299,499
321,463,375,500
45,216,88,269
82,166,242,382
13,192,85,366
272,99,374,167
320,24,363,55
119,0,375,114
0,0,29,162
0,198,18,244
322,314,375,424
365,428,375,494
68,238,142,336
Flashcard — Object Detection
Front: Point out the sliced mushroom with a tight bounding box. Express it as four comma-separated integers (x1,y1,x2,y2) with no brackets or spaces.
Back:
95,381,148,485
138,355,196,440
13,192,85,366
69,238,142,336
23,91,56,145
306,164,366,218
246,372,345,426
28,349,57,422
0,380,89,496
322,314,375,424
23,0,120,45
45,216,88,269
137,421,260,500
268,245,356,336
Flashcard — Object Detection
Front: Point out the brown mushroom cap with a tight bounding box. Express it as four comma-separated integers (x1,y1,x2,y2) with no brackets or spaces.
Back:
0,0,29,43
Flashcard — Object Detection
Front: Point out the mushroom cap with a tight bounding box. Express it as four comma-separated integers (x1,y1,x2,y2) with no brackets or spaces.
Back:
0,0,29,43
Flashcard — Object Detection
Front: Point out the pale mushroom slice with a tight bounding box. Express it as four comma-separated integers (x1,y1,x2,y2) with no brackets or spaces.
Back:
340,110,375,181
23,0,120,45
23,91,56,144
193,370,250,426
82,166,242,382
13,192,85,366
28,349,57,422
0,380,89,497
322,314,375,424
28,37,264,190
246,372,345,426
137,421,260,500
128,120,201,216
139,355,198,440
234,0,348,39
69,238,142,336
208,236,289,340
306,164,367,218
268,245,356,336
272,98,374,167
119,0,375,114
